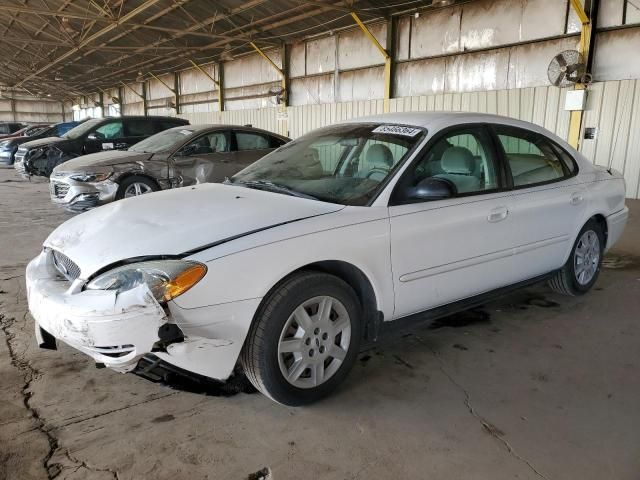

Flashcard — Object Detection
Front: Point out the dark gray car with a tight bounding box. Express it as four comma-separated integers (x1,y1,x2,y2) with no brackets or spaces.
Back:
49,124,290,212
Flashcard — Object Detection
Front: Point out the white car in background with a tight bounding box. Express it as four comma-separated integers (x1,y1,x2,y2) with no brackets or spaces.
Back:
26,113,628,406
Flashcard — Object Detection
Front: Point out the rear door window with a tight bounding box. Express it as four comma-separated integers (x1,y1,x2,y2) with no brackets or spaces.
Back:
494,127,572,187
235,131,270,151
126,119,155,137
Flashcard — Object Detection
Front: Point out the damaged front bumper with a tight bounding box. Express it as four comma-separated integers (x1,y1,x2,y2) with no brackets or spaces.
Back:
26,250,260,381
49,174,119,212
26,250,167,371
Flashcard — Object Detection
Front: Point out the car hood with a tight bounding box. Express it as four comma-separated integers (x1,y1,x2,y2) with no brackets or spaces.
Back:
44,183,344,277
54,150,153,172
20,136,66,149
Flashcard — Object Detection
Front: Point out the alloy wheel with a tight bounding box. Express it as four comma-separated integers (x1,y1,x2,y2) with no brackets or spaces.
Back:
277,295,351,389
574,229,600,285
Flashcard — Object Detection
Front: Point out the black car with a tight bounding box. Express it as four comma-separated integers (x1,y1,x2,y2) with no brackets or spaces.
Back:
0,121,82,166
14,116,189,178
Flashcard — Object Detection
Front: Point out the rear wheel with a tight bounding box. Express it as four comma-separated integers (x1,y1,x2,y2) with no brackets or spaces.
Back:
241,272,362,406
115,175,158,200
548,219,605,296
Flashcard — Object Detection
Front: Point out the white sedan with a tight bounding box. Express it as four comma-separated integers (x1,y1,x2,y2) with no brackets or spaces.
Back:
26,113,628,405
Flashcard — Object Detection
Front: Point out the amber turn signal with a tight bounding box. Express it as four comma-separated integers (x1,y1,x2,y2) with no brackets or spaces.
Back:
162,263,207,302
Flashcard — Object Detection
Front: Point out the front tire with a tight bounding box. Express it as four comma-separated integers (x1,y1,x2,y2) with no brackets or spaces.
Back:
115,175,158,200
548,219,605,296
241,272,362,406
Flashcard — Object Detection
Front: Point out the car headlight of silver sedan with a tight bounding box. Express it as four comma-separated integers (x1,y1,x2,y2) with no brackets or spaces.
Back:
69,172,112,182
86,260,207,303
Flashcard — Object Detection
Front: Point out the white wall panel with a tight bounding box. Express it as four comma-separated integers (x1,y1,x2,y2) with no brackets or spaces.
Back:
598,0,625,27
338,22,386,70
225,51,281,88
445,49,510,92
507,37,580,89
290,42,306,78
593,28,640,81
148,74,175,100
290,74,335,106
410,7,461,58
180,64,217,95
306,36,335,75
395,58,446,97
396,16,411,61
338,67,384,102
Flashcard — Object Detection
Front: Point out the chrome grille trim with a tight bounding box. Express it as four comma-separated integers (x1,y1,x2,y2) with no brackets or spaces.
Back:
50,180,70,199
51,250,81,282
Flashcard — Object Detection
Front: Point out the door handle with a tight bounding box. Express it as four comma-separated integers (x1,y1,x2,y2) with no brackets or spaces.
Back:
487,206,509,223
570,192,584,205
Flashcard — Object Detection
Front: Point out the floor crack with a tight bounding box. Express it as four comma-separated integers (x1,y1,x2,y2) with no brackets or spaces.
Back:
415,335,550,480
0,313,119,480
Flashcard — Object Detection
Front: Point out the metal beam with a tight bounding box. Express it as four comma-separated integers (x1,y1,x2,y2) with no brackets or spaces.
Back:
13,0,162,88
567,0,597,150
120,81,145,100
250,42,287,108
351,12,392,112
148,72,176,94
188,59,223,111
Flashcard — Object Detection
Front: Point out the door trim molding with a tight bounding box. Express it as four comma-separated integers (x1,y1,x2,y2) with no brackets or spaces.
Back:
399,234,570,283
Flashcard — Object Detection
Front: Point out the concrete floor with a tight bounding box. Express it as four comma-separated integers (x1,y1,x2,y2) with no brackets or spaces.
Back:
1,166,639,480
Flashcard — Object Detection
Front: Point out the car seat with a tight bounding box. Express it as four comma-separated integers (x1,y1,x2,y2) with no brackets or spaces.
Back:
434,146,481,194
364,144,394,182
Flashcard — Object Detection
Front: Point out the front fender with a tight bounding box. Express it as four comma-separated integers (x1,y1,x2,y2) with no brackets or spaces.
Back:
175,207,394,322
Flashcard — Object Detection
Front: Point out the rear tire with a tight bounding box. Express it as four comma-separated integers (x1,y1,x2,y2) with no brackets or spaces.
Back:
241,271,362,406
548,219,605,296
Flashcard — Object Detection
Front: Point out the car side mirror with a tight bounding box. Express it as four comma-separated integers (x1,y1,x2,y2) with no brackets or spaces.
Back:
87,133,99,141
402,177,457,202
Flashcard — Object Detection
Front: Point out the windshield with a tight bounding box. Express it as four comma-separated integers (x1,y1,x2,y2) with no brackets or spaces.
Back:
231,123,425,206
63,118,102,139
129,127,195,153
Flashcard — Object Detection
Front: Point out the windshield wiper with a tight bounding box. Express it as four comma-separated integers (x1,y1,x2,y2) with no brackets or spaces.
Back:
229,179,318,200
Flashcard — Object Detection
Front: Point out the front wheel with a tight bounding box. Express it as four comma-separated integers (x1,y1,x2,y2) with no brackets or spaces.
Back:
241,272,362,406
115,175,158,200
548,219,605,296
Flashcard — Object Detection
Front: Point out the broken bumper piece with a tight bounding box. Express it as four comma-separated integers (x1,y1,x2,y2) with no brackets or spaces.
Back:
26,250,261,381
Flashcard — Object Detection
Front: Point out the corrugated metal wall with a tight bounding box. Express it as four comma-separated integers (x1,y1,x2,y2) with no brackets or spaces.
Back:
178,81,640,200
0,96,67,123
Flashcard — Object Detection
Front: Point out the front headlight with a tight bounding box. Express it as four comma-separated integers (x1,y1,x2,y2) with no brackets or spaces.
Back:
27,147,44,158
86,260,206,303
0,141,11,151
69,172,112,182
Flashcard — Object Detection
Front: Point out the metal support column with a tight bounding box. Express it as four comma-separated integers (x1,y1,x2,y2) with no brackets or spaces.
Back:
568,0,599,150
351,12,392,112
174,73,180,114
217,62,225,112
141,81,148,116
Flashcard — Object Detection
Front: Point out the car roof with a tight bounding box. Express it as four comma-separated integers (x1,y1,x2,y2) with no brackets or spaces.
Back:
346,112,554,135
162,123,289,139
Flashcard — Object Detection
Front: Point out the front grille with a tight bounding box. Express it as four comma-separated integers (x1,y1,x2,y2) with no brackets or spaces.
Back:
51,250,81,282
50,180,69,199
